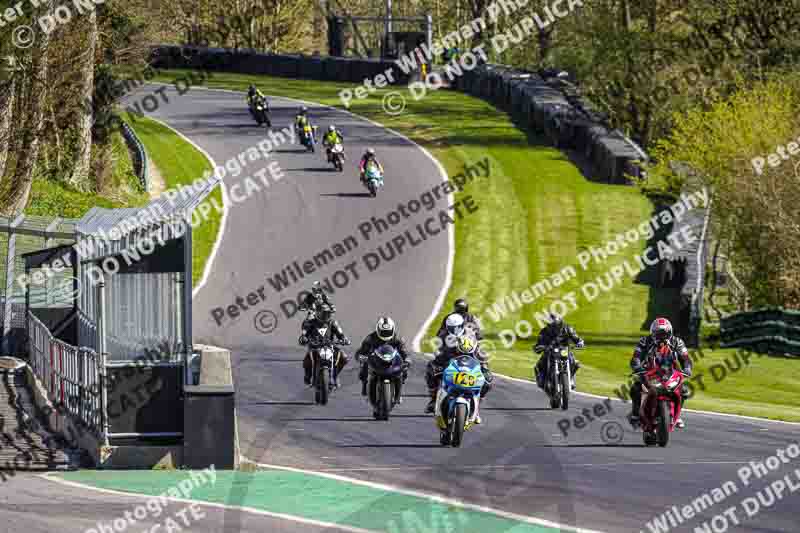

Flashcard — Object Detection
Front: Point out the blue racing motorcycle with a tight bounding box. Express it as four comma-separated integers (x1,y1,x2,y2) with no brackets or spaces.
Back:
434,355,485,447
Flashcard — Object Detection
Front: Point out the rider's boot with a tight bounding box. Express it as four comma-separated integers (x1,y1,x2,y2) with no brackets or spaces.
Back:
629,388,641,427
571,360,580,390
359,364,368,396
474,400,482,425
425,390,437,414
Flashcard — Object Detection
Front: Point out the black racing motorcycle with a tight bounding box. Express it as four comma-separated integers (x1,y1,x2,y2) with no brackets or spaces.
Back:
305,326,348,405
364,344,408,420
251,96,271,127
542,341,580,410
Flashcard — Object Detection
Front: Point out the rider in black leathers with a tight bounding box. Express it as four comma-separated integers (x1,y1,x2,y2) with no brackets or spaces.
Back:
300,281,333,317
300,303,350,387
534,313,584,389
355,316,410,399
436,298,483,345
629,317,692,428
425,333,493,418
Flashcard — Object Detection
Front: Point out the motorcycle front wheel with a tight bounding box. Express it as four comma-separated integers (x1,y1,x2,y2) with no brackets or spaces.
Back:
379,380,392,420
657,400,671,447
318,368,329,406
450,403,467,448
560,372,570,410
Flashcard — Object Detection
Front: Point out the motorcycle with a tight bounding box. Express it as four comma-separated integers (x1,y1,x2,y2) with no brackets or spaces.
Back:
364,344,408,420
434,355,485,447
634,351,687,447
251,96,271,127
329,143,345,172
362,163,384,197
299,124,317,152
304,326,348,406
540,342,579,410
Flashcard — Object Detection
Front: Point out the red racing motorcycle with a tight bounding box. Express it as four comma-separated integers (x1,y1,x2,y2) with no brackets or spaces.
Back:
635,347,688,447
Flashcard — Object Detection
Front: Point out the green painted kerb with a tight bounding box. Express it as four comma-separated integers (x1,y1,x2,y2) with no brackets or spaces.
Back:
60,469,566,533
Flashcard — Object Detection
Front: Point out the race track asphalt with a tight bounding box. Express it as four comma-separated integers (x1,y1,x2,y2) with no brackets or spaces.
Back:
14,84,799,533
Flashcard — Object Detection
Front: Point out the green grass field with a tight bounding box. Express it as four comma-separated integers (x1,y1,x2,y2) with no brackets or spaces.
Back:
125,117,222,286
144,69,799,422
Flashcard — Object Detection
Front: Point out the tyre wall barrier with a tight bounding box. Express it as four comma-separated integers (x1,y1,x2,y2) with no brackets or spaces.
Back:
451,63,647,185
149,46,412,85
721,308,800,356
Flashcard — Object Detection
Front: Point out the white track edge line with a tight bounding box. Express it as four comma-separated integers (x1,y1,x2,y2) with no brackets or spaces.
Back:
142,116,230,299
39,473,377,533
247,459,605,533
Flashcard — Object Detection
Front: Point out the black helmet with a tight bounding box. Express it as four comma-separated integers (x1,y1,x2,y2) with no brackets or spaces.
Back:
549,313,563,329
300,106,308,115
454,298,468,314
249,84,256,91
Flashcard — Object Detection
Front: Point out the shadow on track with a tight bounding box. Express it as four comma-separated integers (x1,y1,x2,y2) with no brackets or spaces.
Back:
543,444,645,448
242,401,315,406
320,192,373,198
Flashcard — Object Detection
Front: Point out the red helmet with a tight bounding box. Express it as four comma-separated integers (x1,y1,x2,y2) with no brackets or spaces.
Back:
650,318,673,343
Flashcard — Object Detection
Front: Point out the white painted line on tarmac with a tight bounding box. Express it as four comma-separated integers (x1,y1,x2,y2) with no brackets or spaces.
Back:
246,458,606,533
140,116,231,299
40,473,377,533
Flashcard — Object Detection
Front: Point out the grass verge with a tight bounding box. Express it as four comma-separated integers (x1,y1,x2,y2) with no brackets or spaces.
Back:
142,70,799,422
125,116,222,286
26,127,148,217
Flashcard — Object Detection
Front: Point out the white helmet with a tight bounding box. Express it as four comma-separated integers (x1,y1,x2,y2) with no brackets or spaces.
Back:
445,313,465,336
328,125,336,132
376,316,395,341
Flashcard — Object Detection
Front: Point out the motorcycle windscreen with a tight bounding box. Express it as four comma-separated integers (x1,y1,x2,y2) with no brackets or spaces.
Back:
443,356,485,394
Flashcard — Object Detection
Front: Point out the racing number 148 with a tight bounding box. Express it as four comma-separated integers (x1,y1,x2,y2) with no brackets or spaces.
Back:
455,372,476,386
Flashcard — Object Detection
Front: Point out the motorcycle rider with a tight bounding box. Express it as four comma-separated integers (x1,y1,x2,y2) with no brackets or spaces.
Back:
299,302,350,388
300,281,333,317
354,316,411,400
437,298,482,344
534,313,584,390
359,148,383,182
295,107,314,144
322,125,344,163
425,330,494,424
247,84,265,106
425,334,491,423
629,317,692,429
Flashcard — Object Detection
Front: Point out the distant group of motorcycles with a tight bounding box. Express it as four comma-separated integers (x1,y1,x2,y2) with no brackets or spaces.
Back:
246,84,692,449
246,87,384,197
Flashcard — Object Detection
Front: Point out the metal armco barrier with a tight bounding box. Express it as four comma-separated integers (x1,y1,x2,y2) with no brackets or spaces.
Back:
120,121,149,191
721,308,800,356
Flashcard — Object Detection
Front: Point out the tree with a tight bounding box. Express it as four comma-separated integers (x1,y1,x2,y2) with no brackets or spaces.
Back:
0,1,53,215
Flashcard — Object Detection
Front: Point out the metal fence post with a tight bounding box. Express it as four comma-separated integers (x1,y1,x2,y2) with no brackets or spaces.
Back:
97,271,110,447
182,221,192,383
